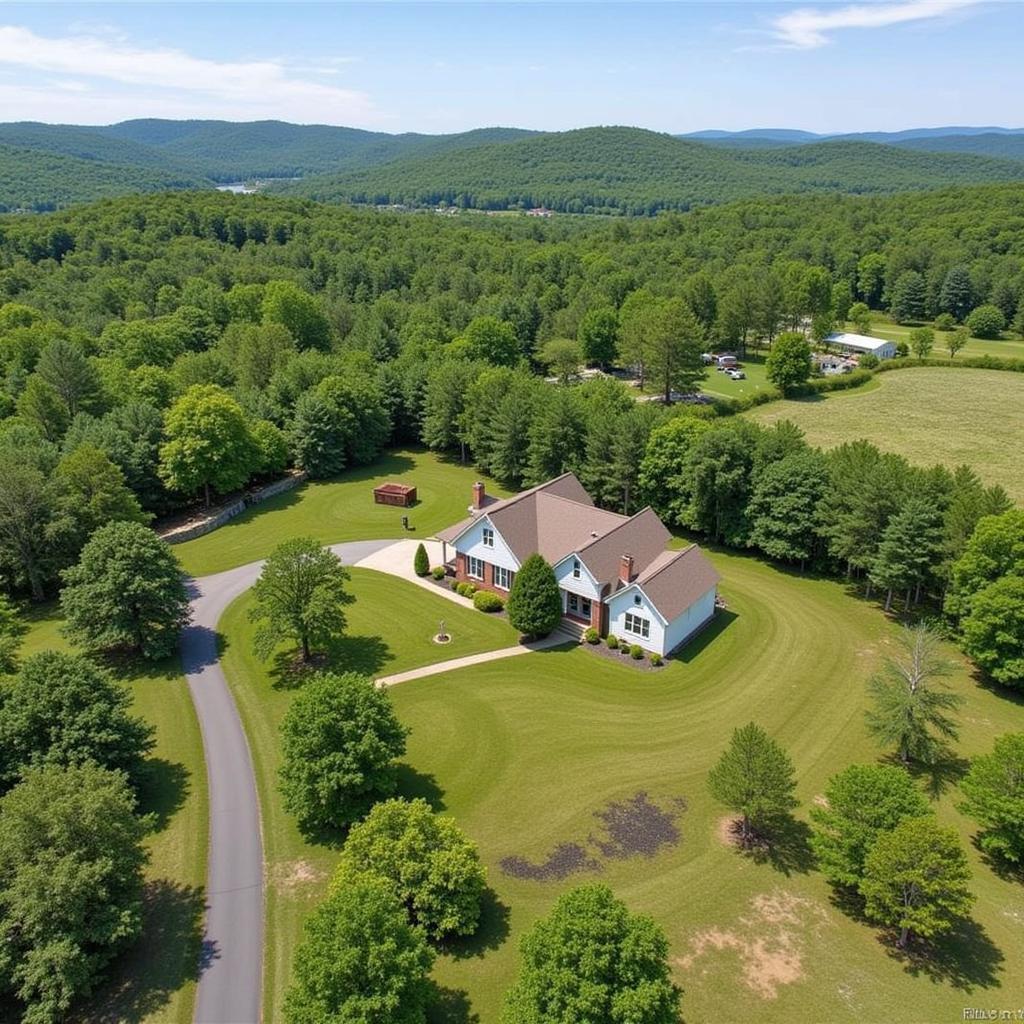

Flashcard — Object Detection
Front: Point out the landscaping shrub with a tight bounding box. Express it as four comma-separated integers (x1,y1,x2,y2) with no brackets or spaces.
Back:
455,581,477,598
473,590,504,613
413,542,429,577
506,554,561,639
583,626,600,644
650,653,663,666
630,644,644,660
895,340,909,357
858,353,879,369
431,565,446,581
966,303,1007,339
606,634,619,650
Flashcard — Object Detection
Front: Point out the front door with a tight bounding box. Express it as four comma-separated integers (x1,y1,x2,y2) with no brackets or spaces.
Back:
566,593,592,621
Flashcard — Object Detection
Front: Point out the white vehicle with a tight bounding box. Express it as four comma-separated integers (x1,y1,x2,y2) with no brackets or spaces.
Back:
726,369,745,380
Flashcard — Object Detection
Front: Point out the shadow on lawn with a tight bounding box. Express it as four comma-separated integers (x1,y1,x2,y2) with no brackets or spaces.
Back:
882,917,1004,992
897,749,970,800
269,633,394,689
395,762,447,811
137,757,190,833
441,887,511,961
427,984,480,1024
78,879,207,1024
673,608,737,664
732,814,815,877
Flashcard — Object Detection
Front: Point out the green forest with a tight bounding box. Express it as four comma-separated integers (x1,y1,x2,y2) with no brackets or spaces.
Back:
4,120,1024,212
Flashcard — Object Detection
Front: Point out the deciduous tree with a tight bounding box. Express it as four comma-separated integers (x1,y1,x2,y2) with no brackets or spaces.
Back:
250,537,352,662
860,817,973,947
279,672,408,832
961,576,1024,688
959,732,1024,864
60,521,191,661
502,884,680,1024
765,331,812,394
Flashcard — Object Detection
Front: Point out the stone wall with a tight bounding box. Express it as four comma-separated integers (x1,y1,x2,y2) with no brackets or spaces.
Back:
160,471,308,545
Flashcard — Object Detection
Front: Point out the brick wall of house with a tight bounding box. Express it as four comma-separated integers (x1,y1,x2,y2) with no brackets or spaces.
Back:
454,555,506,597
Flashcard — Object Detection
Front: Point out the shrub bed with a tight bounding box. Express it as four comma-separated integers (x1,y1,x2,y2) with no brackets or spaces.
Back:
473,590,504,613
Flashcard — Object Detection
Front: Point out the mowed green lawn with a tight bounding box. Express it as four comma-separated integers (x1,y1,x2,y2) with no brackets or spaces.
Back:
217,568,520,1019
865,313,1024,361
16,607,207,1024
699,353,775,400
174,448,509,577
392,549,1024,1023
748,367,1024,502
219,540,1024,1022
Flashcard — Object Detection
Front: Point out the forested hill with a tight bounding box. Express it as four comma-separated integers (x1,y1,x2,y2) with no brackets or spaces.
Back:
279,126,1024,214
0,144,211,212
4,119,1024,214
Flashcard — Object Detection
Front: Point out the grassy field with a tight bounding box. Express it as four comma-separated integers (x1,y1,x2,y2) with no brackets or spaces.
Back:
16,607,207,1024
747,366,1024,502
218,569,519,1019
854,313,1024,361
218,534,1024,1022
174,449,509,577
699,353,775,400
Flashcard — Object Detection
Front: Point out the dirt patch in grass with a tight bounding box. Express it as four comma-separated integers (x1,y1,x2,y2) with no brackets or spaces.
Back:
270,859,326,893
677,890,829,999
500,792,685,881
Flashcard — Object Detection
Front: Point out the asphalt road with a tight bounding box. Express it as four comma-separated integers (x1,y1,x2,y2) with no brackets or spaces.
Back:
180,539,392,1024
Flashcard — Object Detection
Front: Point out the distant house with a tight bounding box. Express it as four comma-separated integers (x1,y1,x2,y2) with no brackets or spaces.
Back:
825,332,897,360
436,474,720,656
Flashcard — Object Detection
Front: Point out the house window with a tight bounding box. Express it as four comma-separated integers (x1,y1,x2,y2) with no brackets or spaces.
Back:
572,559,581,579
624,613,650,639
467,556,484,580
482,527,494,548
494,566,513,590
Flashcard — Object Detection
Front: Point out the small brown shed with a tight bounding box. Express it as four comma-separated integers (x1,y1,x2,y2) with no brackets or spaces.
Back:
373,482,417,507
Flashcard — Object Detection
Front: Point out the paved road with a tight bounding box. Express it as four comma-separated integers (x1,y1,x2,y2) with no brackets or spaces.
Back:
181,539,392,1024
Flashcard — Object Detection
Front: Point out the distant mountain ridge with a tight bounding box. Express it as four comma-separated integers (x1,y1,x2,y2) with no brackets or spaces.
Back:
2,118,1024,213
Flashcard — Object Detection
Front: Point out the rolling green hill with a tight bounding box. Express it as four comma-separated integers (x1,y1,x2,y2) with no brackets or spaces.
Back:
280,126,1024,214
0,143,211,212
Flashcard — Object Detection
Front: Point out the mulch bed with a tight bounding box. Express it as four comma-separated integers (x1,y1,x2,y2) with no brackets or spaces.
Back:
579,638,666,672
499,792,686,882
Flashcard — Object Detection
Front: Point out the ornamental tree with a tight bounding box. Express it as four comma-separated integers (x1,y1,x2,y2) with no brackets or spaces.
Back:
158,384,258,507
860,817,974,947
60,521,191,661
766,331,812,394
413,542,430,578
279,672,408,833
249,537,352,663
707,722,798,845
959,732,1024,864
0,651,154,793
502,883,680,1024
809,763,930,888
333,797,487,941
961,576,1024,688
506,553,561,639
284,873,434,1024
0,764,148,1023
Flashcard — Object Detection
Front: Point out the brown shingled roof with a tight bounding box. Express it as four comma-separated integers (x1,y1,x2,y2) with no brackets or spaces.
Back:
576,507,671,589
630,545,721,622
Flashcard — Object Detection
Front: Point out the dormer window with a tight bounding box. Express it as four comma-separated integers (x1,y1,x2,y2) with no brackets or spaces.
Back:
482,527,494,548
572,559,581,579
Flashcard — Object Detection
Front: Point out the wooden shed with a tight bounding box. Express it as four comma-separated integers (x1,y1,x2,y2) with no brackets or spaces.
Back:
373,482,417,507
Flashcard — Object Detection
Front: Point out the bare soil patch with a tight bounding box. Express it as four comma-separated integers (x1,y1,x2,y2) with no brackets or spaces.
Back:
270,859,326,893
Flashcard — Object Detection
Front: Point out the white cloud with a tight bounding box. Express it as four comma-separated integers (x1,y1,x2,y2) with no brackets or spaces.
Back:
0,25,381,125
771,0,984,49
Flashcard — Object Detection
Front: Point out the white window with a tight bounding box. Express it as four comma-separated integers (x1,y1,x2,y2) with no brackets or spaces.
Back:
572,558,581,579
467,556,484,580
482,526,494,548
624,612,650,639
494,566,513,590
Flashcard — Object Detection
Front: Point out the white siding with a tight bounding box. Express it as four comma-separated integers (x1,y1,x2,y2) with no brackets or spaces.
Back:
606,588,666,655
456,516,519,572
606,584,717,656
663,587,717,653
553,553,603,602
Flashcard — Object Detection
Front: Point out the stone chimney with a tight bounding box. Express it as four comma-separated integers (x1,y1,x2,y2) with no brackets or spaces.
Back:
472,481,486,510
619,553,634,584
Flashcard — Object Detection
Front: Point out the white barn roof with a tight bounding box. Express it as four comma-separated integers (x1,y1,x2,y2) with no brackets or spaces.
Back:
825,332,894,353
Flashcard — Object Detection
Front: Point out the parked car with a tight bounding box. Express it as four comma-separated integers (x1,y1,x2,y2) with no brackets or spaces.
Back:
726,369,746,380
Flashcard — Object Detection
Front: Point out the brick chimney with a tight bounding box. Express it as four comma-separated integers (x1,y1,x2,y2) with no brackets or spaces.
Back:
619,553,634,584
472,481,486,510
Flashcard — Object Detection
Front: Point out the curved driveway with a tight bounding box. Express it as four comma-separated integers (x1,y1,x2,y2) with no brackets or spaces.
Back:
181,539,392,1024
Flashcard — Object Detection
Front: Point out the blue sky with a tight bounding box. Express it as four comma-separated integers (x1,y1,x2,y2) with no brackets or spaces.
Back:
0,1,1019,133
